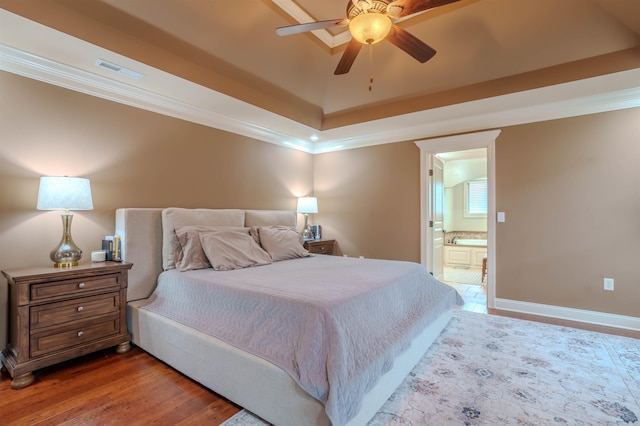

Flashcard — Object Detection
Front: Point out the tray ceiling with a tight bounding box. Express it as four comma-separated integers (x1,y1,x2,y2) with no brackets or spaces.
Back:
1,0,639,151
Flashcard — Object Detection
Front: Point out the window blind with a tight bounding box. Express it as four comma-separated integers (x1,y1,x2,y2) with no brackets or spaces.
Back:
467,179,488,215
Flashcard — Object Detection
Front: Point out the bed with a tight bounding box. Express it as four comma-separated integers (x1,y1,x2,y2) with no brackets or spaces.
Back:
115,207,462,426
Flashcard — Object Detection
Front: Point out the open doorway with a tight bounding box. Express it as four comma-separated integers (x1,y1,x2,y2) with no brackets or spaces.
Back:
415,130,500,310
438,148,488,313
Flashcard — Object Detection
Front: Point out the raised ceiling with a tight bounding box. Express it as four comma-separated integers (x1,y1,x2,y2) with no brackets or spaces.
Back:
1,0,639,151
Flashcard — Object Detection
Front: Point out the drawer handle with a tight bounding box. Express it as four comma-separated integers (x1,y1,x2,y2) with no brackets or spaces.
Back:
77,331,84,337
77,306,84,312
78,283,86,289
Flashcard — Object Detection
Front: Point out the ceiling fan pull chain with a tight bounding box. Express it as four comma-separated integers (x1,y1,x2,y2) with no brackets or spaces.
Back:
368,43,374,91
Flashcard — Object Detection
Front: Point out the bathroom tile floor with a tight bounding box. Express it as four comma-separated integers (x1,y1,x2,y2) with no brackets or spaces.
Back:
440,266,487,314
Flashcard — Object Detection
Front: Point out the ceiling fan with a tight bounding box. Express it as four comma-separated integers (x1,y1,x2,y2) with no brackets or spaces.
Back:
276,0,460,75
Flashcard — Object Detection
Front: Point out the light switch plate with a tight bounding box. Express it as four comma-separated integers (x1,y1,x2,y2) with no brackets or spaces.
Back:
497,212,506,222
604,278,614,291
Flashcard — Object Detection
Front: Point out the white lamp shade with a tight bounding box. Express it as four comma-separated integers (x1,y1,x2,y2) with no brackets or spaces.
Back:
297,197,318,214
37,176,94,210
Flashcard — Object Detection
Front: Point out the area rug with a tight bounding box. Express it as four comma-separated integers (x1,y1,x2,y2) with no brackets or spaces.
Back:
221,309,639,425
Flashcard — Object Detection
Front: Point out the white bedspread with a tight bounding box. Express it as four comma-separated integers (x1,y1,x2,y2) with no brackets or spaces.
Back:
140,255,462,425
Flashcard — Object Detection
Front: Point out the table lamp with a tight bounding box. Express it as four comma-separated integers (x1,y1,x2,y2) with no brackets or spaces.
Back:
37,176,94,267
297,197,318,240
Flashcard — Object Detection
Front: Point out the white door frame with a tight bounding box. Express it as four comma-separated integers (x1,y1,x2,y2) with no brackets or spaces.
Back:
415,129,501,309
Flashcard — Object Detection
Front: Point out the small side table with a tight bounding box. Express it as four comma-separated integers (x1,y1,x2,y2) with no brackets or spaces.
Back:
304,239,336,255
1,261,133,389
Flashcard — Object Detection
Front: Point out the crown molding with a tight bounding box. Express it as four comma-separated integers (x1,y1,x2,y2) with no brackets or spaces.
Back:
312,71,640,153
1,42,639,155
0,44,318,153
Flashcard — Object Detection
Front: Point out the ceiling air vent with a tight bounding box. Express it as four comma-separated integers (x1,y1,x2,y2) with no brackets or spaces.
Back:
95,59,144,80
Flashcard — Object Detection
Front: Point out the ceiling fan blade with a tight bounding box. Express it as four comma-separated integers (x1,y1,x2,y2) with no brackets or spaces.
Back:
386,0,460,19
276,19,348,36
386,24,436,63
334,38,363,75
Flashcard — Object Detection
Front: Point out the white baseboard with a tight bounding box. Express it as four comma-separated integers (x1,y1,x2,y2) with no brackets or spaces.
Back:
495,298,640,332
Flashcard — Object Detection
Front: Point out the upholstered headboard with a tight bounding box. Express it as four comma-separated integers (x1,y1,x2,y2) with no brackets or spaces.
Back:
115,208,297,301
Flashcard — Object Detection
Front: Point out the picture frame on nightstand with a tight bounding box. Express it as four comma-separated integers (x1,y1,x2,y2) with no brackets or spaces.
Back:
309,225,321,240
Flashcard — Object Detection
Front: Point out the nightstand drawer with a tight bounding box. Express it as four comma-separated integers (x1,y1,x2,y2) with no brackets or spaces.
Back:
304,239,336,255
30,316,120,358
31,292,120,329
31,275,120,301
311,244,333,254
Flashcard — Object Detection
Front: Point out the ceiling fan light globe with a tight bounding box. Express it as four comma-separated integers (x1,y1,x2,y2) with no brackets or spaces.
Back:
349,13,392,45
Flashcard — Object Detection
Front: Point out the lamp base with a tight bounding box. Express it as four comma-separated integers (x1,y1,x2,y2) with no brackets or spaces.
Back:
53,260,80,268
302,212,314,241
50,212,83,268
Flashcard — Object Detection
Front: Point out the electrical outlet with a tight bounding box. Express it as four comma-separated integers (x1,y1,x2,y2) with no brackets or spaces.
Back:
603,278,614,291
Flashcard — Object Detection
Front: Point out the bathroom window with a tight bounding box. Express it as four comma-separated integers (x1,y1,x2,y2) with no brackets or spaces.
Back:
465,178,487,217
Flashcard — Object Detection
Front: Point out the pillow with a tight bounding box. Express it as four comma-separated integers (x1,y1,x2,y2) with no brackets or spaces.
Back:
257,226,310,262
249,225,299,246
162,208,245,270
199,230,273,271
174,226,249,271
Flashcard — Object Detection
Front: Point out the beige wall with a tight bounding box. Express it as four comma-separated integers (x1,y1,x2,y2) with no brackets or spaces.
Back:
1,71,638,350
0,72,314,347
495,109,640,317
314,142,421,262
314,109,640,319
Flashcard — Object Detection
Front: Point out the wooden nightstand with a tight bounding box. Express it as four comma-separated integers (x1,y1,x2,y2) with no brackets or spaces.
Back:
1,262,133,389
304,239,336,255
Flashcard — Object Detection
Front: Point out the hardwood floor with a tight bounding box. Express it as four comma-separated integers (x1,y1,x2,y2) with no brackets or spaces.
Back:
0,347,241,425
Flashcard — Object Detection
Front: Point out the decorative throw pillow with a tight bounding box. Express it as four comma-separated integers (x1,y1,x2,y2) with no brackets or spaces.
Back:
199,230,273,271
257,226,310,262
175,226,249,271
249,225,300,246
162,208,245,270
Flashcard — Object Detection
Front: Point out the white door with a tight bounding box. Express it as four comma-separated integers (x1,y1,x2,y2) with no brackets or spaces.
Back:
430,156,445,280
